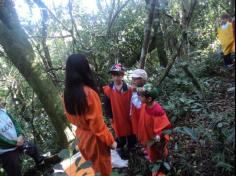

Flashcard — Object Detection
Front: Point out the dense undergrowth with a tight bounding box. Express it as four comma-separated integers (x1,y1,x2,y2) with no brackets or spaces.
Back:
117,56,235,176
0,54,234,176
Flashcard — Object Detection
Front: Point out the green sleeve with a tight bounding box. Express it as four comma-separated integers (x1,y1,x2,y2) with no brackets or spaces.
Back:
0,133,17,147
7,112,24,136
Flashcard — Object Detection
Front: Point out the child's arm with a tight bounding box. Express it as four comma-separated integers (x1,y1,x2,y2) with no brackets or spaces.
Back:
146,104,171,146
103,86,113,121
103,95,113,119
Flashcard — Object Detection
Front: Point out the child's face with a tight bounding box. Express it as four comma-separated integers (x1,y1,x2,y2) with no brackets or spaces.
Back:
140,94,154,105
140,95,147,103
221,17,228,25
111,72,124,84
132,77,145,87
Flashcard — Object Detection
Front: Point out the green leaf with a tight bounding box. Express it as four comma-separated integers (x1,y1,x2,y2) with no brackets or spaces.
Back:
182,127,198,141
162,129,172,135
151,163,161,172
170,116,178,123
173,127,183,133
52,173,68,176
75,157,82,166
111,172,122,176
80,161,92,169
58,149,70,159
174,127,198,141
191,108,201,112
163,162,171,171
179,97,187,103
53,164,64,170
227,87,235,92
215,162,233,171
71,138,80,150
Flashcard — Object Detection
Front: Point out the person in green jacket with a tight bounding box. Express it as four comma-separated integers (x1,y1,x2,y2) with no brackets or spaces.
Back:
0,103,24,176
0,101,44,176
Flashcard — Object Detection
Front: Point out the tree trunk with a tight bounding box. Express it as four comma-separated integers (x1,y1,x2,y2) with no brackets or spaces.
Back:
156,0,197,86
0,0,68,148
156,31,168,67
182,64,202,92
153,1,168,68
231,0,235,16
139,0,157,69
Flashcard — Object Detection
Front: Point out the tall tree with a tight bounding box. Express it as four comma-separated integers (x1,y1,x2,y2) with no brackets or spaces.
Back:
0,0,68,148
139,0,157,69
153,0,168,67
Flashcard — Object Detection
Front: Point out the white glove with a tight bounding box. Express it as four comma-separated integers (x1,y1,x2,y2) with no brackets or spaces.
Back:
154,135,161,142
111,141,117,149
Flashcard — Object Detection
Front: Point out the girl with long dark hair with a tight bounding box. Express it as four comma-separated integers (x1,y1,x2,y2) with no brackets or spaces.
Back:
63,54,117,176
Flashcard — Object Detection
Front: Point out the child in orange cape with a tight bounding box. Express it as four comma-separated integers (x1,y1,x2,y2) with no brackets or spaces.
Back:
137,83,171,176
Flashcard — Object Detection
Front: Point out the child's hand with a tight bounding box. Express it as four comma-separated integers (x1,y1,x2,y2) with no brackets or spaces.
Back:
146,135,161,147
111,141,117,149
154,135,161,142
131,85,137,92
16,135,24,146
109,118,113,125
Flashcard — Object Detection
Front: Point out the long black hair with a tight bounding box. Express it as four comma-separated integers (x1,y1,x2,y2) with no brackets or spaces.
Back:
64,53,98,115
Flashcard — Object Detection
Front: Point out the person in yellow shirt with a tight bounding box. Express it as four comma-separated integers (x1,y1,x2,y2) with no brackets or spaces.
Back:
217,14,235,68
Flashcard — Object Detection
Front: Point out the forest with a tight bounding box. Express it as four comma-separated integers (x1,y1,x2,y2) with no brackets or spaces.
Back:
0,0,235,175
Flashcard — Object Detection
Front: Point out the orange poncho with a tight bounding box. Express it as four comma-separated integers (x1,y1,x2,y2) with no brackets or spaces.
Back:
64,87,115,176
103,86,133,137
138,103,171,162
130,104,141,137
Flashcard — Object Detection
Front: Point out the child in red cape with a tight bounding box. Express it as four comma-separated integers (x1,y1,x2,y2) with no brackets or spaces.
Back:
137,83,171,176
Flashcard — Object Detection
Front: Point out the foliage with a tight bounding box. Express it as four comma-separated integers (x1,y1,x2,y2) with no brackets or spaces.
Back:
51,139,92,175
0,0,235,175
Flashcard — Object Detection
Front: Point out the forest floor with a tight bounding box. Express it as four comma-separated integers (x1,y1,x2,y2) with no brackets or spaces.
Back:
114,63,235,176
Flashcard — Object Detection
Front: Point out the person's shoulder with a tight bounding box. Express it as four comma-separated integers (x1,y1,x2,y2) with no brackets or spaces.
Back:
84,86,97,96
152,102,165,116
0,108,7,113
122,81,132,93
103,82,113,90
228,22,233,27
84,86,101,105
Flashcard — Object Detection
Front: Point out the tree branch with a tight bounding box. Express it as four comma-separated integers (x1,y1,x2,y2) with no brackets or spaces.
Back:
96,0,103,11
161,11,179,24
33,0,72,35
156,40,184,86
28,35,72,39
68,0,80,51
182,64,203,92
139,0,157,69
156,0,197,86
107,0,130,36
0,0,69,148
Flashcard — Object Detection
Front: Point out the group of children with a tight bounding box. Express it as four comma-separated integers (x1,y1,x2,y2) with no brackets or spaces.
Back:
103,64,171,175
63,54,171,176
